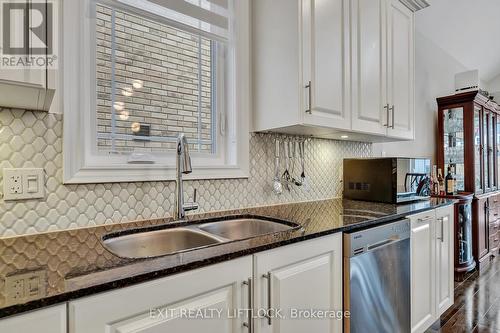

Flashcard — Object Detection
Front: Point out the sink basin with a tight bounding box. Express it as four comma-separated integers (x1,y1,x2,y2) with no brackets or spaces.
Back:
198,218,295,241
102,228,223,259
102,216,301,259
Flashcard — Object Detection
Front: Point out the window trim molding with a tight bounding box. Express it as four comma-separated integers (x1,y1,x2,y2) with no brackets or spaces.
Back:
62,0,250,184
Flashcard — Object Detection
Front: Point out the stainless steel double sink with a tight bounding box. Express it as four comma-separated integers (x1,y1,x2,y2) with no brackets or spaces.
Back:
102,217,301,259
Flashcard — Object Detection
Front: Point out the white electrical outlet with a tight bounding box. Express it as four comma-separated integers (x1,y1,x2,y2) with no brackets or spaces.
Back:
7,174,22,194
3,168,45,201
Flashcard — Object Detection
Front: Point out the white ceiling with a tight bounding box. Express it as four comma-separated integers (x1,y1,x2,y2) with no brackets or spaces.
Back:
416,0,500,83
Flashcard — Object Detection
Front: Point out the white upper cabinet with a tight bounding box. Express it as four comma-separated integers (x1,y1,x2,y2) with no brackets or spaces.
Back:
302,0,351,130
350,0,388,136
351,0,415,140
253,0,415,142
253,0,350,136
387,0,415,139
0,0,57,112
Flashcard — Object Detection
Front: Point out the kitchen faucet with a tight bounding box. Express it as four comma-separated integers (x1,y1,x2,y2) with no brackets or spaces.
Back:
174,133,199,220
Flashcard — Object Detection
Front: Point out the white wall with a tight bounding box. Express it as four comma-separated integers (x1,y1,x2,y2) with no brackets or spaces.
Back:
373,31,467,162
489,73,500,101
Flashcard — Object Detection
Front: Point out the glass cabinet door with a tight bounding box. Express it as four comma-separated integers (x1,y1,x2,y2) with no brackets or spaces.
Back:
483,111,489,191
497,115,500,189
474,107,483,193
457,201,473,265
493,113,499,190
488,113,495,190
443,107,465,191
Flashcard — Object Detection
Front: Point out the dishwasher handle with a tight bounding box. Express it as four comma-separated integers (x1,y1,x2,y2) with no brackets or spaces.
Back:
351,236,402,257
367,236,401,251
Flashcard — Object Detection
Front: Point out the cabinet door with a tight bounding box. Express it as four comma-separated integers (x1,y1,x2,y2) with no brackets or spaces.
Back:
493,114,499,190
487,112,495,191
69,257,252,333
474,107,485,193
254,233,342,333
0,0,47,88
484,111,491,192
474,197,489,261
350,0,388,136
435,206,454,316
409,211,436,333
0,304,66,333
302,0,350,130
386,0,414,139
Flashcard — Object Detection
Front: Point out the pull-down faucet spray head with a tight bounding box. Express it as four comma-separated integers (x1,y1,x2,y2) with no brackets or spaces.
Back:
177,133,192,174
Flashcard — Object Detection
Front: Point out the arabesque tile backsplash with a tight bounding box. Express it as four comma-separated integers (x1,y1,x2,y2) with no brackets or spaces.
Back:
0,109,372,238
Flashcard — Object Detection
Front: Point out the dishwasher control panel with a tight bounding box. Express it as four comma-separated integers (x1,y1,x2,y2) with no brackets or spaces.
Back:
343,219,410,257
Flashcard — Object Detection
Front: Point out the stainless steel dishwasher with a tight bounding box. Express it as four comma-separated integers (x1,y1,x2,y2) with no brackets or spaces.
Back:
344,219,411,333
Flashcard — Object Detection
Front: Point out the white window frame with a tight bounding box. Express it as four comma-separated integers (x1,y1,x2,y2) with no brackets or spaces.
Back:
62,0,250,184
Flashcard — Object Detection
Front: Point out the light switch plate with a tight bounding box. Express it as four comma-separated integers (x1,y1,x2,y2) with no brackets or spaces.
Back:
3,168,45,201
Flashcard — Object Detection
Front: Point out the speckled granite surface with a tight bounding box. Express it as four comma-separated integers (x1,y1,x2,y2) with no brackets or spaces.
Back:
0,197,454,318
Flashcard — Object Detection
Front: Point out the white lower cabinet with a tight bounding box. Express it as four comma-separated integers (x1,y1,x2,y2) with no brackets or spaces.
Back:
409,206,454,333
409,211,436,333
0,304,66,333
435,206,455,316
68,233,343,333
253,233,343,333
69,257,252,333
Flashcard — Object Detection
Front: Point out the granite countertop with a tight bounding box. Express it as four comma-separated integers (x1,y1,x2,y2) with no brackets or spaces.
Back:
0,197,454,318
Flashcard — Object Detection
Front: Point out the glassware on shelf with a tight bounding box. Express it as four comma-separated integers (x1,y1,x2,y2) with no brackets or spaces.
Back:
457,201,473,265
443,107,465,192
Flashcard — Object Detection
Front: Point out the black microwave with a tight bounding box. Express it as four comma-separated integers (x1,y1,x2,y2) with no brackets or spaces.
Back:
343,158,431,204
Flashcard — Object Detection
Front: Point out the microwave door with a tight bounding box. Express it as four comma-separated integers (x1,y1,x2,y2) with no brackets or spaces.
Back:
398,173,430,202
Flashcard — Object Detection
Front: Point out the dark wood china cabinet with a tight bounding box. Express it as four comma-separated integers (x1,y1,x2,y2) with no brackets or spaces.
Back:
437,91,500,271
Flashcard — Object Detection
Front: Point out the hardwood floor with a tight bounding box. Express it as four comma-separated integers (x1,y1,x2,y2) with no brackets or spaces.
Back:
426,256,500,332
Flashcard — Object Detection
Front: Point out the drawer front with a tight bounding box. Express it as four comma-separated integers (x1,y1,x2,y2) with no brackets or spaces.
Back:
490,195,500,206
489,196,500,220
490,233,500,251
490,221,500,236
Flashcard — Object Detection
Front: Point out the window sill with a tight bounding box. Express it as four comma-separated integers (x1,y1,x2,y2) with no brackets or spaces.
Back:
63,164,249,184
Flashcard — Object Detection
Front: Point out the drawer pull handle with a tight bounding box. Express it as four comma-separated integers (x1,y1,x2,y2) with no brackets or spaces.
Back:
242,278,253,332
262,272,272,326
305,81,312,114
383,104,390,127
390,105,395,129
418,216,433,222
438,217,445,243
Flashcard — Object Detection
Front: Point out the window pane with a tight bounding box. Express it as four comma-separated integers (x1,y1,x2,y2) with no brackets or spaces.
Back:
96,4,217,154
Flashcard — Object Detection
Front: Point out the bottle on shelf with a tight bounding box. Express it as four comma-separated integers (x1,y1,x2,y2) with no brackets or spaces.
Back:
445,166,455,195
431,165,439,195
452,165,457,194
438,168,445,195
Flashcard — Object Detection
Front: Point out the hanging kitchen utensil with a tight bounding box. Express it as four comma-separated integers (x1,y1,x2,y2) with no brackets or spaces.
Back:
273,139,283,195
299,140,309,191
282,140,291,191
293,141,302,186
